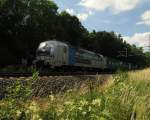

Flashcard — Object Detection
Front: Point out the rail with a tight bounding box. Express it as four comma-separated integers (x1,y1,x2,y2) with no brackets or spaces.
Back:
0,71,114,77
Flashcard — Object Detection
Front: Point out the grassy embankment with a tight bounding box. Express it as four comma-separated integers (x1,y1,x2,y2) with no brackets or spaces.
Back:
0,69,150,120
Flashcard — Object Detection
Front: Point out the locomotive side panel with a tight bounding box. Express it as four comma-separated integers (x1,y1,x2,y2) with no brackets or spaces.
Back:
75,49,93,68
68,47,76,65
54,44,69,66
73,49,106,69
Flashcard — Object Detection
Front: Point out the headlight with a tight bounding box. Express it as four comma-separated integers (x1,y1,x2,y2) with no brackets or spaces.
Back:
39,42,46,49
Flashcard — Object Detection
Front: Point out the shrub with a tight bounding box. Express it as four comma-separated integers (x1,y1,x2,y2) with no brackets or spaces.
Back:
0,71,39,120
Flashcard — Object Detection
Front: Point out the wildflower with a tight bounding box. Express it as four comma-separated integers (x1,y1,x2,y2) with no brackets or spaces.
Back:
67,89,73,93
88,106,92,112
78,106,82,111
49,95,54,101
80,99,88,106
27,101,42,120
92,98,101,106
29,101,38,112
32,114,42,120
82,111,87,115
25,110,30,114
16,110,21,117
64,101,74,106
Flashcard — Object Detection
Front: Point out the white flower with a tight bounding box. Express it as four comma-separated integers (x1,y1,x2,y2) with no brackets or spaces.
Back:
16,110,21,117
25,110,30,114
92,98,101,106
49,95,54,101
64,101,74,106
80,100,88,106
67,89,73,93
82,111,87,115
88,106,92,111
78,106,83,111
29,101,38,112
32,114,42,120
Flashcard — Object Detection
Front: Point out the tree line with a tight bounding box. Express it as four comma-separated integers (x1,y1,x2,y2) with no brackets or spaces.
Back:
0,0,149,67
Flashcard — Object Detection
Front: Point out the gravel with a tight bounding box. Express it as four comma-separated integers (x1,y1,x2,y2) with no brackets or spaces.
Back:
0,75,111,99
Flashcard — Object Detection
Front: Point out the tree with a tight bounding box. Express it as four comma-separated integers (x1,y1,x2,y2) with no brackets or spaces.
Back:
58,11,88,47
0,0,58,65
145,52,150,67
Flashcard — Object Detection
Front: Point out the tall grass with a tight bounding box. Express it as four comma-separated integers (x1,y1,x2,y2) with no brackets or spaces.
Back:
0,69,150,120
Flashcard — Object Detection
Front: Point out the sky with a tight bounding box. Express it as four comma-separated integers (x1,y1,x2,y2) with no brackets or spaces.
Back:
53,0,150,51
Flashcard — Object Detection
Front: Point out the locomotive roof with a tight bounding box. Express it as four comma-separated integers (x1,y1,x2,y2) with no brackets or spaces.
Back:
40,40,104,57
41,40,68,47
77,48,104,57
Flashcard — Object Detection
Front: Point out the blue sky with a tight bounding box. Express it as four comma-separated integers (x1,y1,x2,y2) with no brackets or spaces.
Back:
53,0,150,50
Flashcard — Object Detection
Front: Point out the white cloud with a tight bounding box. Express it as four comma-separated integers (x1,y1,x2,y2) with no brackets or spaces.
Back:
65,8,75,15
77,13,89,21
79,0,112,11
137,10,150,26
65,8,93,21
123,32,150,51
79,0,140,13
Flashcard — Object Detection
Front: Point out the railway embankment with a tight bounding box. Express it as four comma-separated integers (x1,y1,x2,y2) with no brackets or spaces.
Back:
1,69,150,120
0,74,112,99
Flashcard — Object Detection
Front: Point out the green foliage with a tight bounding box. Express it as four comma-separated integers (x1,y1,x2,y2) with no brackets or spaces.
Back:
61,97,111,120
145,52,150,66
104,72,150,120
105,73,137,120
0,0,58,65
1,71,150,120
0,71,39,120
40,100,59,120
39,92,112,120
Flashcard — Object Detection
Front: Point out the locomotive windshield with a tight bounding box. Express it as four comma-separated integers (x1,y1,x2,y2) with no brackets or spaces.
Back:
37,42,54,57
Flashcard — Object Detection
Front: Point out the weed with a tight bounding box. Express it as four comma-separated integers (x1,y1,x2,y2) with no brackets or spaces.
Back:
1,69,150,120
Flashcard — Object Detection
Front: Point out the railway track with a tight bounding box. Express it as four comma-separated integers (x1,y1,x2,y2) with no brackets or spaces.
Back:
0,72,112,99
0,71,114,77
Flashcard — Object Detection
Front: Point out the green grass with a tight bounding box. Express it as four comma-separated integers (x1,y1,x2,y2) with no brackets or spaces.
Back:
0,69,150,120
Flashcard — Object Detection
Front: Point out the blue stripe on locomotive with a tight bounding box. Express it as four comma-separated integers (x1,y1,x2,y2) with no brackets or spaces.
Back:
68,47,76,65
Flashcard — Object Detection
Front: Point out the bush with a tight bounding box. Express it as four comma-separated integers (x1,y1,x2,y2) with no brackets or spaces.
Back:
0,71,39,120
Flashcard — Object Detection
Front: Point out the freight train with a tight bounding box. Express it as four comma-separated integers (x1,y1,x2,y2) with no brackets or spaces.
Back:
34,40,133,71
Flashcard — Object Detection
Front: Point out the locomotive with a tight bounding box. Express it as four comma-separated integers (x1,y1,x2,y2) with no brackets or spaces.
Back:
34,40,132,71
